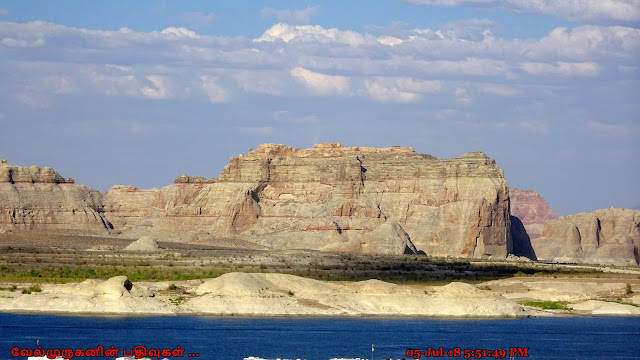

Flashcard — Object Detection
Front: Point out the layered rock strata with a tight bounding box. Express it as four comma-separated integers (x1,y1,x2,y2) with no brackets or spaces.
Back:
204,143,511,257
510,189,558,239
531,208,640,265
0,144,512,258
0,160,111,233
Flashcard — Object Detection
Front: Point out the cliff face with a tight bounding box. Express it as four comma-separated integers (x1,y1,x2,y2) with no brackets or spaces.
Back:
510,189,558,239
206,143,511,257
531,209,640,266
0,160,111,233
0,145,512,258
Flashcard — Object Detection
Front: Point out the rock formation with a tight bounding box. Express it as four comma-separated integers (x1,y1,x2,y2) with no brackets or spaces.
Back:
174,174,217,184
0,273,532,317
0,144,513,258
531,208,640,265
123,236,161,251
510,189,558,239
0,160,111,233
206,143,511,258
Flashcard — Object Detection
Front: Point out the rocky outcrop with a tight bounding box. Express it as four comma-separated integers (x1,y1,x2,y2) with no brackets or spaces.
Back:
123,236,161,251
0,273,531,317
186,272,529,317
0,144,512,258
0,159,70,184
0,161,112,233
510,189,558,239
531,208,640,265
174,175,217,184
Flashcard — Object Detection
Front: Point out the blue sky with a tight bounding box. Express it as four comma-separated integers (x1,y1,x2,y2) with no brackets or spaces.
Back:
0,0,638,215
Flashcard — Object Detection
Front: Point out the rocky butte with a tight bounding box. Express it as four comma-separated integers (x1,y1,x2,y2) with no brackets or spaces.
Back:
531,209,640,266
0,159,111,233
510,189,558,240
0,144,512,258
509,188,640,266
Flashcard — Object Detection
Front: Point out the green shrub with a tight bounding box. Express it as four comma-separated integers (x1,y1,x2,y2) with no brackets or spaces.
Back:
519,300,572,311
626,283,633,295
169,296,186,306
168,283,178,291
21,284,42,294
287,290,295,296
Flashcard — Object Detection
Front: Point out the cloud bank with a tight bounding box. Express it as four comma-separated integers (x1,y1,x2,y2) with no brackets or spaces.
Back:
404,0,640,24
1,20,637,108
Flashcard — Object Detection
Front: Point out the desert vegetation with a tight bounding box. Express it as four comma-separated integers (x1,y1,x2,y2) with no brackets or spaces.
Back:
0,244,625,286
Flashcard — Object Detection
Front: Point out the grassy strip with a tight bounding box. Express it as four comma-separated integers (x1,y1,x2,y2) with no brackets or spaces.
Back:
0,248,608,285
519,300,572,310
0,265,222,283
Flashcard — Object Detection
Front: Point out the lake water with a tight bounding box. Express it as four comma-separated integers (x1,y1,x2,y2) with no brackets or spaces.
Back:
0,313,638,360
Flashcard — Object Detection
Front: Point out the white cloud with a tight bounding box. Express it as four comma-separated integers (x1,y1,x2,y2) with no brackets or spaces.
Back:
117,120,148,134
290,67,350,95
365,80,418,102
586,121,635,138
160,27,199,38
364,77,443,102
0,20,638,108
261,6,319,24
377,35,405,46
404,0,640,24
84,67,177,99
424,58,511,76
454,86,472,103
255,23,370,45
476,83,519,96
438,18,498,41
520,61,600,76
36,75,76,94
200,75,230,103
231,70,287,95
517,120,550,134
1,37,44,47
16,93,50,108
140,75,172,99
495,120,550,133
532,26,640,60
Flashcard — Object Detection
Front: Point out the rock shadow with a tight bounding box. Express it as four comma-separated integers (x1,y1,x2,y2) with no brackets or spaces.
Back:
510,215,537,261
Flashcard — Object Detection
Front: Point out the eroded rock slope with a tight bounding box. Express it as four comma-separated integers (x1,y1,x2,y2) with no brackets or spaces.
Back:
531,208,640,265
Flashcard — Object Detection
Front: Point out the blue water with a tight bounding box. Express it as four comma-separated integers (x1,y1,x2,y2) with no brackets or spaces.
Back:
0,314,639,360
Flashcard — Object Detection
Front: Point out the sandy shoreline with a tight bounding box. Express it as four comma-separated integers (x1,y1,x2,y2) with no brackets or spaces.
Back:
1,272,639,318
